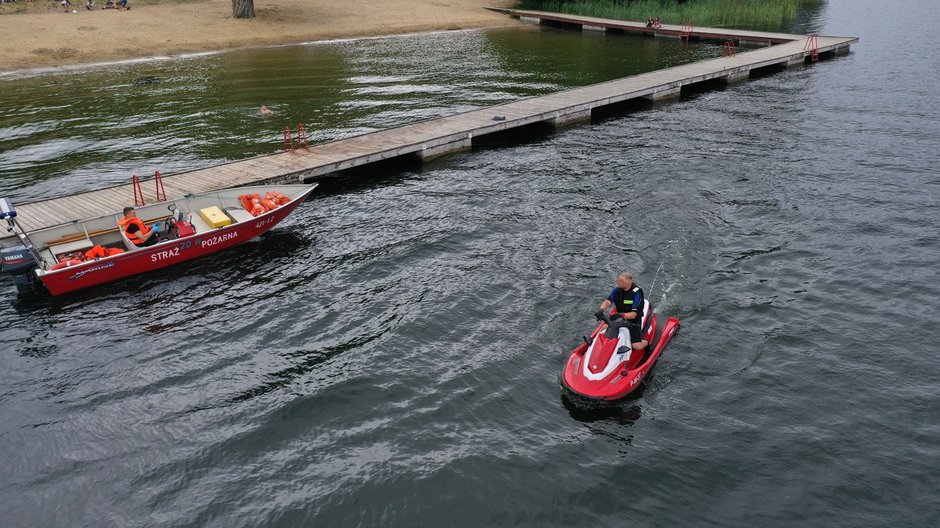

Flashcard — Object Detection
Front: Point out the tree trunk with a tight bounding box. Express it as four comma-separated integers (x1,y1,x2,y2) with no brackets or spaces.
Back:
232,0,254,19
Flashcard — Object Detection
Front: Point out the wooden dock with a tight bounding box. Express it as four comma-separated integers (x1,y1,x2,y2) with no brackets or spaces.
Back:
1,11,856,243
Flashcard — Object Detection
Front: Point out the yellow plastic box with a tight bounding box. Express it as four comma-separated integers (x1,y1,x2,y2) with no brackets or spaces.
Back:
199,206,232,228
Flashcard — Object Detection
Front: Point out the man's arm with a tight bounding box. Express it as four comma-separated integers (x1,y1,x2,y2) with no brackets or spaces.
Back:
126,223,155,243
599,287,617,311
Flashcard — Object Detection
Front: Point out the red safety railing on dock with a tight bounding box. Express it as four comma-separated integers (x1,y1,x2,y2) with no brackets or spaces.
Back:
722,40,737,57
154,170,167,202
131,175,145,206
804,34,820,62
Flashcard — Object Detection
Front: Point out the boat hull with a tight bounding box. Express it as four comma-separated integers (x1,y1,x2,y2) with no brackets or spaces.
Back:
37,189,310,296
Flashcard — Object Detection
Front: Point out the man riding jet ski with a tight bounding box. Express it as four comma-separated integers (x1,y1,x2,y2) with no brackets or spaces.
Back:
595,272,648,353
562,272,680,402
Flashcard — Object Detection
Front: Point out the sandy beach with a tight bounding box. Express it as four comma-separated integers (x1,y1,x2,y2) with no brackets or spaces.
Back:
0,0,516,74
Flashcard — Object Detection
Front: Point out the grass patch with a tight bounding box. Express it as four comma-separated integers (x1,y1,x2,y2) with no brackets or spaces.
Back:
515,0,823,30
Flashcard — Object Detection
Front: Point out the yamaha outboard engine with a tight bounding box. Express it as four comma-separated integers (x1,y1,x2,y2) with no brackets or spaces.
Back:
1,244,41,295
1,197,44,295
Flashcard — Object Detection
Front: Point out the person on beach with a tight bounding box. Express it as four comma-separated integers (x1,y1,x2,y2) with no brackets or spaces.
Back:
86,0,95,9
595,272,648,351
60,0,71,12
118,207,161,247
117,0,128,9
104,0,115,8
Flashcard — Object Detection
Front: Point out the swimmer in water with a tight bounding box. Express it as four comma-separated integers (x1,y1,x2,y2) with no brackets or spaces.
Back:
260,104,274,116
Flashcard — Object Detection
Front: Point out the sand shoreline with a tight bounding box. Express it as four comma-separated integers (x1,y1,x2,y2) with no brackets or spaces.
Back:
0,0,517,76
0,26,518,79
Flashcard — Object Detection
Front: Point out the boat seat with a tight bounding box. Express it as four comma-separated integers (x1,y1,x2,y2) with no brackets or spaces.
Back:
225,207,254,224
39,248,56,268
188,213,212,234
48,237,93,260
118,226,142,251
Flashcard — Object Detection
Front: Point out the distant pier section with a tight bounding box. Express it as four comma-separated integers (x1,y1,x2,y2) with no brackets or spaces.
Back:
2,12,857,243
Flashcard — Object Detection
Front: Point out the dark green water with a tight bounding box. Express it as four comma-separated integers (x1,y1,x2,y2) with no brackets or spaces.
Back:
2,3,940,526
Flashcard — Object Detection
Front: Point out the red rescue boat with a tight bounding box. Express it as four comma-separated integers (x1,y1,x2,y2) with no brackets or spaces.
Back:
562,301,680,402
0,184,315,296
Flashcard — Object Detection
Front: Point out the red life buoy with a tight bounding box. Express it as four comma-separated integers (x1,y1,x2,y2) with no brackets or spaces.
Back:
49,258,83,271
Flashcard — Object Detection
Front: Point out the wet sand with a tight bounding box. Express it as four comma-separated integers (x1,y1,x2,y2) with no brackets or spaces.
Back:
0,0,516,74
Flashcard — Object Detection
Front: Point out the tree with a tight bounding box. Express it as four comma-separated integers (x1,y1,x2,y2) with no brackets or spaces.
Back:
232,0,254,19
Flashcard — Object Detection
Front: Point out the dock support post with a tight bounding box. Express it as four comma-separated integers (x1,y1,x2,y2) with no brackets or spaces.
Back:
551,109,592,128
420,134,472,162
644,86,681,102
722,71,749,84
519,16,541,25
786,56,804,67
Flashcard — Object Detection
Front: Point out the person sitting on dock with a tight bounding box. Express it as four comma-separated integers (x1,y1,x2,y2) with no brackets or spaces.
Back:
119,207,160,247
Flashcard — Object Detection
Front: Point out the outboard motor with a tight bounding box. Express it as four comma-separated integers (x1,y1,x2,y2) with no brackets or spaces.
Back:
1,244,40,295
1,198,44,295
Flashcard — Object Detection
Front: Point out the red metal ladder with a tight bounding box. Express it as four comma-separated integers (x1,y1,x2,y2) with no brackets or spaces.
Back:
679,20,693,45
131,174,145,206
296,122,308,150
722,40,737,57
283,126,294,152
154,170,167,202
804,34,820,62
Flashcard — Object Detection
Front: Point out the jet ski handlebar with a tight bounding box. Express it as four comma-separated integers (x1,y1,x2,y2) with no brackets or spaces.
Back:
595,310,635,339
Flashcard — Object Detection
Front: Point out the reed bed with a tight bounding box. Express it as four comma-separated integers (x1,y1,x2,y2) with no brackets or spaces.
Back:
516,0,822,30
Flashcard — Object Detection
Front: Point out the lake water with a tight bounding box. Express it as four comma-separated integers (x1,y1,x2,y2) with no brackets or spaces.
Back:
1,1,939,526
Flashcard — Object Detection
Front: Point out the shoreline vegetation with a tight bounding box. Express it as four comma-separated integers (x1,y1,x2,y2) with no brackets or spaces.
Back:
516,0,822,30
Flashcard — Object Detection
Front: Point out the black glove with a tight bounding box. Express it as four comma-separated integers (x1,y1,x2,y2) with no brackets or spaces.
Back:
594,309,605,321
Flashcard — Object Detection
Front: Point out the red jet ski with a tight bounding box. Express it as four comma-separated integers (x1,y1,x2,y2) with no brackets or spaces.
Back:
562,300,679,402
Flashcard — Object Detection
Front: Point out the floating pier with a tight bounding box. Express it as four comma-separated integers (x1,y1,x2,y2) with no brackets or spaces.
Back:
1,11,857,244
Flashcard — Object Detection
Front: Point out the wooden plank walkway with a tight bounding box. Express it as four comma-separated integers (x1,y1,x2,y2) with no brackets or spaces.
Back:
1,13,857,243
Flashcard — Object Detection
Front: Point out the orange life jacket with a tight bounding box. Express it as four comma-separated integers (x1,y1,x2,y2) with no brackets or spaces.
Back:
85,245,126,259
118,216,148,245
